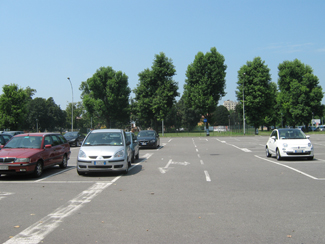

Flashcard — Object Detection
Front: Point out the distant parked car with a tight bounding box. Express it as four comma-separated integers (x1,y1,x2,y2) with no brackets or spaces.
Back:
308,126,319,132
4,131,24,136
64,131,85,147
318,125,325,131
0,133,13,148
0,133,71,177
137,130,160,149
126,132,139,163
265,128,314,160
77,129,132,175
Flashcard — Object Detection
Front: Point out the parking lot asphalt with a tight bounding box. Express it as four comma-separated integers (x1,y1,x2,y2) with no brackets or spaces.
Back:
1,135,325,244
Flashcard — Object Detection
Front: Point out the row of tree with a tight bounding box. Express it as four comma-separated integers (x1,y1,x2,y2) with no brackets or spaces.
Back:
0,47,323,133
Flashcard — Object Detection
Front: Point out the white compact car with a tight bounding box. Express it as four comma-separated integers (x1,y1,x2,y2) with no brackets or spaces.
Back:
266,128,314,160
77,129,131,175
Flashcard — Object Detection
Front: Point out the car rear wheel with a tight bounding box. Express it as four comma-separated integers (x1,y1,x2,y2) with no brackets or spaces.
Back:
276,148,282,161
59,155,68,169
32,161,43,178
266,147,271,157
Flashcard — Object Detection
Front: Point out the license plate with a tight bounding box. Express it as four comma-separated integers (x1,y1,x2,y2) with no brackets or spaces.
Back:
141,143,147,145
0,165,8,170
295,150,303,153
94,161,106,165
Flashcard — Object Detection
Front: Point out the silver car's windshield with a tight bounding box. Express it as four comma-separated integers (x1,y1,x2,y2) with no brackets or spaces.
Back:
4,136,42,149
278,130,306,139
83,132,124,146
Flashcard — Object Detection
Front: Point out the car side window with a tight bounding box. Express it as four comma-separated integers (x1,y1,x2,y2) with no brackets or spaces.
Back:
44,136,53,147
51,135,61,146
0,136,4,145
58,135,68,144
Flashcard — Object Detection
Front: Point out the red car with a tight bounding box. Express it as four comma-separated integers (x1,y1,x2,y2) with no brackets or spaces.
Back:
0,133,71,178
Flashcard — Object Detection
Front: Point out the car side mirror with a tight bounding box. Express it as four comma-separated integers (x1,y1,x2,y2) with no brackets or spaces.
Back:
271,136,276,140
45,144,52,148
306,135,310,139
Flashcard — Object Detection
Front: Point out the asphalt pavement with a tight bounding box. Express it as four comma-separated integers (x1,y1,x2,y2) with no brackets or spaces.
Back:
1,135,325,244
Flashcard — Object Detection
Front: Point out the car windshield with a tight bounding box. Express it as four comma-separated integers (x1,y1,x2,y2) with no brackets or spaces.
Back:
278,129,306,139
4,136,42,149
83,132,123,146
64,132,78,137
138,131,156,137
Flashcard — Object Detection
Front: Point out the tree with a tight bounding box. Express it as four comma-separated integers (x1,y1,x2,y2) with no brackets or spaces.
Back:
134,52,179,132
80,66,131,128
183,47,227,130
212,105,229,126
0,84,28,130
277,59,323,128
236,57,274,131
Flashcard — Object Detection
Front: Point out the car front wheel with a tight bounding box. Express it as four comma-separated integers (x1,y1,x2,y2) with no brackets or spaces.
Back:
59,155,68,169
32,161,43,178
276,148,282,161
266,147,271,157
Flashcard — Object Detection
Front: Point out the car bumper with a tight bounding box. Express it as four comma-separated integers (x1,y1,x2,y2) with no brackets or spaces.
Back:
77,159,128,172
138,141,156,148
0,162,36,175
279,148,314,157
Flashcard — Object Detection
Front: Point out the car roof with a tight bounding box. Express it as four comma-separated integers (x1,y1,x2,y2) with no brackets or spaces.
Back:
90,129,123,133
14,133,61,137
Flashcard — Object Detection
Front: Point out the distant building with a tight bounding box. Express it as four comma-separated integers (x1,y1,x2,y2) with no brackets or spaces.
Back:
223,100,238,111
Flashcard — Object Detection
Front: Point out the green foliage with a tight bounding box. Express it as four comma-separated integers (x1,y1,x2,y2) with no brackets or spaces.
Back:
80,66,131,128
212,105,229,126
134,52,179,131
277,59,323,127
0,84,28,130
184,47,227,127
236,57,274,129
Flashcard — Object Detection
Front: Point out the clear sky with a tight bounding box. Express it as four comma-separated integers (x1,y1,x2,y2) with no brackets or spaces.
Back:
1,0,325,110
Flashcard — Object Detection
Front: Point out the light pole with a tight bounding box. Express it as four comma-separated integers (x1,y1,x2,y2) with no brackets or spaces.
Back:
243,73,246,135
67,77,73,132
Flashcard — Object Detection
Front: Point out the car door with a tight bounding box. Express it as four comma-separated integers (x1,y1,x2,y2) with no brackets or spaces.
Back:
51,135,63,164
43,135,55,167
268,130,278,154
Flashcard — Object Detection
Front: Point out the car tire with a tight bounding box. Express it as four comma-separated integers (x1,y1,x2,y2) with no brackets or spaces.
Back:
276,148,282,161
308,156,314,160
131,152,135,164
59,155,68,169
32,161,43,178
266,147,271,157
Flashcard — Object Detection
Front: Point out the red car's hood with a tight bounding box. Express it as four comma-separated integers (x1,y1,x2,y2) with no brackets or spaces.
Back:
0,148,42,158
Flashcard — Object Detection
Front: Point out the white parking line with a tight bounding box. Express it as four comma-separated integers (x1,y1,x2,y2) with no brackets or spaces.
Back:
204,171,211,182
255,155,318,180
4,180,119,244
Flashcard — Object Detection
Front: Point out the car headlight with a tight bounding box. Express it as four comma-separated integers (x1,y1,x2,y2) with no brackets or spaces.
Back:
78,150,87,158
150,140,156,143
14,158,30,163
114,149,124,158
283,143,288,147
308,143,312,147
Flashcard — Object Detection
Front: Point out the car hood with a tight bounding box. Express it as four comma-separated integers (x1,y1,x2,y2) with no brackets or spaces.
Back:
80,145,125,157
279,139,311,146
137,136,156,140
0,148,42,158
64,136,77,140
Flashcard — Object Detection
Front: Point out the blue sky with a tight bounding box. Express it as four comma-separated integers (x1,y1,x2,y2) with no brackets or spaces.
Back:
1,0,325,110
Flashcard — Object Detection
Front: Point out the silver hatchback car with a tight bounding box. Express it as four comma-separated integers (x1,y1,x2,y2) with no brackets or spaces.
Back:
77,129,131,175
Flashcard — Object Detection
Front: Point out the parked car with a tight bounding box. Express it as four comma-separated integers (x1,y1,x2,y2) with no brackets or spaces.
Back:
0,133,13,148
265,128,314,160
64,131,85,147
77,129,131,175
0,133,71,177
137,130,160,149
308,126,319,131
126,132,139,163
3,131,24,136
318,125,325,131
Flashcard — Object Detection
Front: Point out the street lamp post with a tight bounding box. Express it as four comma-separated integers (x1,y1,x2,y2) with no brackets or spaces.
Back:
243,73,246,135
67,77,74,132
